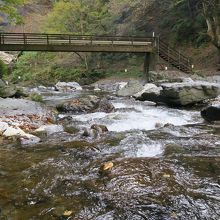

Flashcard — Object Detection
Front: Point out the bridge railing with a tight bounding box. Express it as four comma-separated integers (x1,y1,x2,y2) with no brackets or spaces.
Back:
0,33,155,46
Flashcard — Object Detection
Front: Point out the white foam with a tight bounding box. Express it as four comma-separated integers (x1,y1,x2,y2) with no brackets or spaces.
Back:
70,101,201,132
136,143,163,157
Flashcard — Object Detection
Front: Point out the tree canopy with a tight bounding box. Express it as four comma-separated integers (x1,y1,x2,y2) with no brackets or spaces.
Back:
0,0,27,24
43,0,114,35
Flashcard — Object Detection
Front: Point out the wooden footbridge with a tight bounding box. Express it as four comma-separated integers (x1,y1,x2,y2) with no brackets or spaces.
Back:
0,33,192,81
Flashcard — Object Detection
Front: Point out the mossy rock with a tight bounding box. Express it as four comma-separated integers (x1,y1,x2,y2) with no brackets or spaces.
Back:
0,85,17,98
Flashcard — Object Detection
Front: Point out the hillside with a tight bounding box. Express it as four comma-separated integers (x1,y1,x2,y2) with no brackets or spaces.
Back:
1,0,220,85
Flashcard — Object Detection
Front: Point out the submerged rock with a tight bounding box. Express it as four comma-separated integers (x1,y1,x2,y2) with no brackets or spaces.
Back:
99,161,114,176
82,124,108,139
201,105,220,122
82,128,99,138
117,80,143,97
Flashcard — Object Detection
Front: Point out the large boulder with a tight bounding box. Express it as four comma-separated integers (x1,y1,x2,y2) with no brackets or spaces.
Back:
57,96,115,113
134,83,162,101
55,81,82,92
201,105,220,122
159,81,220,106
117,80,144,97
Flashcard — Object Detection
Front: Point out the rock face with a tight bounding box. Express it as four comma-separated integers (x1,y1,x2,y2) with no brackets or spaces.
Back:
160,81,220,106
55,81,82,92
201,105,220,122
57,96,115,113
117,80,143,97
0,79,17,98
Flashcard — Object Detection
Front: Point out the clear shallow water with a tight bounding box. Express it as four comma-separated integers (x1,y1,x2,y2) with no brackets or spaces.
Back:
0,90,220,220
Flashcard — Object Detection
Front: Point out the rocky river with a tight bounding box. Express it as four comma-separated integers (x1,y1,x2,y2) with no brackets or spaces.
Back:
0,79,220,220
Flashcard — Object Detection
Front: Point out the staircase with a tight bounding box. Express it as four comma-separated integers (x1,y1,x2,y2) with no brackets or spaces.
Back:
157,38,193,73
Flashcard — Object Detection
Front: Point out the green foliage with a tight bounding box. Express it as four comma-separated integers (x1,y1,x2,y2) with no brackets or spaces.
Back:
0,60,8,78
10,52,107,85
0,0,27,24
29,93,44,103
43,0,115,35
161,0,208,46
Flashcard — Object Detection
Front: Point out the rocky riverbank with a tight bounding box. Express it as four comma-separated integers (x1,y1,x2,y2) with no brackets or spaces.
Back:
1,75,220,146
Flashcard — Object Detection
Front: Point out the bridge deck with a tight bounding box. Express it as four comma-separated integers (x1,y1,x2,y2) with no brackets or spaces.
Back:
0,33,154,53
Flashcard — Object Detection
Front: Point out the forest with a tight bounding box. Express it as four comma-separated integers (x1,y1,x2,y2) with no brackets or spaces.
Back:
1,0,220,84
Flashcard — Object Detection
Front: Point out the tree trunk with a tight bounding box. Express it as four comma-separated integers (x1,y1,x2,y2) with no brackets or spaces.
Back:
202,0,220,67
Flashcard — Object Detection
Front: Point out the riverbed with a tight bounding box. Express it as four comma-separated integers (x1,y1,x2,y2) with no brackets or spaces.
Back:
0,88,220,220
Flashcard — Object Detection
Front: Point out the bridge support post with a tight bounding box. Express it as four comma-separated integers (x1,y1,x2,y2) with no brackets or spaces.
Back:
143,52,151,83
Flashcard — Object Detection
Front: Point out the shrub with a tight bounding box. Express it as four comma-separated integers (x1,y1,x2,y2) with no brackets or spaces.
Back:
29,93,44,103
0,60,8,78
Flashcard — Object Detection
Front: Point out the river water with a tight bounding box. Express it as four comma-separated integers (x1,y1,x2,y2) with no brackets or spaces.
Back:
0,89,220,220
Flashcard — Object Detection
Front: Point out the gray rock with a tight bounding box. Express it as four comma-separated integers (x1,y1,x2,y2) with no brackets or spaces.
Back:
55,81,82,92
91,124,108,133
160,81,220,106
57,96,115,113
0,84,17,98
0,98,53,117
207,75,220,84
82,128,99,138
34,125,64,136
134,83,162,100
0,121,40,145
93,98,115,113
57,95,100,113
117,80,144,97
201,105,220,122
20,135,41,145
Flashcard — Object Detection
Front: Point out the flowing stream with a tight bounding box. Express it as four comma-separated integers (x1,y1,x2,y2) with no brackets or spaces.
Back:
0,88,220,220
